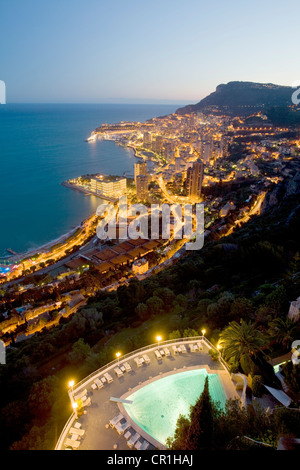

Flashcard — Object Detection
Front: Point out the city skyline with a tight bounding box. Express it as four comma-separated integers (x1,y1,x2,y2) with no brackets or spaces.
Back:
1,0,300,104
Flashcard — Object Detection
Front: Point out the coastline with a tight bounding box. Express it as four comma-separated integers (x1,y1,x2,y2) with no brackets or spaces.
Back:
0,212,95,266
1,122,156,272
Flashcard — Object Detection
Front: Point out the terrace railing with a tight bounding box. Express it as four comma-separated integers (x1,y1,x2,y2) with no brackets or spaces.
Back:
71,335,230,396
55,336,233,450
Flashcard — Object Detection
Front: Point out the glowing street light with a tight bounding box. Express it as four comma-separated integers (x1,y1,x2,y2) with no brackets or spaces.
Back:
68,379,75,406
72,401,78,419
201,329,206,337
156,335,162,346
116,352,121,364
68,380,75,389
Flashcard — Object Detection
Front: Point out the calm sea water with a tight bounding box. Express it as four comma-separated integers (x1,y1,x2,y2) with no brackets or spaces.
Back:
0,103,179,256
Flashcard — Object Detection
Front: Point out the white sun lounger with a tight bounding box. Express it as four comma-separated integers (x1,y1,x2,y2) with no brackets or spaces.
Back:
115,420,130,435
134,439,143,450
74,389,87,401
155,350,162,360
109,413,124,428
180,344,187,353
69,427,85,437
197,342,203,350
143,354,150,364
81,397,91,407
64,438,80,449
124,362,132,372
127,432,141,448
172,345,178,354
104,373,113,383
114,367,123,378
163,347,170,356
134,357,143,367
140,440,150,450
94,378,104,389
189,343,197,352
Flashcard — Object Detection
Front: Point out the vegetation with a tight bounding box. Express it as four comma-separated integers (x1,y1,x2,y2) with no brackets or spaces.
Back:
0,190,300,449
167,383,300,450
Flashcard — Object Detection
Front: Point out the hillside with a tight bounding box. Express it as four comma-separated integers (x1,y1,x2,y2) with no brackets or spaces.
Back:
176,81,299,117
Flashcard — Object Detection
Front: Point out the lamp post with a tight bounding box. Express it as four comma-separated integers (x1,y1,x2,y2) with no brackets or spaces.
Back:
116,352,121,365
68,380,75,406
72,401,78,419
156,335,162,347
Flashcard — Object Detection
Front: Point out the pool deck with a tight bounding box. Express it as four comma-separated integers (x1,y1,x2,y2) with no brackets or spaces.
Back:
59,342,240,450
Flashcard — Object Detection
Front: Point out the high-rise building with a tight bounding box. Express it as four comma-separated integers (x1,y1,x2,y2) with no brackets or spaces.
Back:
134,161,147,185
143,132,152,148
136,174,149,201
202,141,212,164
152,135,164,154
186,159,204,199
90,176,127,198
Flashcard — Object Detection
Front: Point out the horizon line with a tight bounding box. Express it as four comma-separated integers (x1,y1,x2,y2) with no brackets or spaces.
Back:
3,100,194,106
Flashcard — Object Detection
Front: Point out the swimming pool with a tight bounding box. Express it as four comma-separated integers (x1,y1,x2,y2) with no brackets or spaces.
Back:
123,368,227,445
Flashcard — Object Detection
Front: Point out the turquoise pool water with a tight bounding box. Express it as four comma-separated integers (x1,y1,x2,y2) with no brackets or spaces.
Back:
123,368,227,445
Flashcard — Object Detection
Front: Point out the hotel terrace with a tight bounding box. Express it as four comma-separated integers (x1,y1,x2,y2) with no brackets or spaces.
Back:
55,336,244,451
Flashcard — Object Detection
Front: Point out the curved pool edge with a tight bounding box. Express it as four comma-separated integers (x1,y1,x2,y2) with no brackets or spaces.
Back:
117,364,226,450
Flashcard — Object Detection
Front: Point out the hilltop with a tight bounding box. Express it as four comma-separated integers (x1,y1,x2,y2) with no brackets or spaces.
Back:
176,81,299,118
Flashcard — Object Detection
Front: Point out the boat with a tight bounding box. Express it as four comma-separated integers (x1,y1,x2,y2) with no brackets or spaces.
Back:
85,134,97,142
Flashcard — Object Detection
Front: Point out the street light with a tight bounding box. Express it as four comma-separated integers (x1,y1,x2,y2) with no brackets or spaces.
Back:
72,401,78,419
68,380,75,389
156,335,162,347
201,329,206,337
68,380,75,406
116,352,121,365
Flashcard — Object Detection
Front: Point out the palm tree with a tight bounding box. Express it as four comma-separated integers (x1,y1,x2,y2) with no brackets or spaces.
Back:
268,317,299,351
219,319,266,373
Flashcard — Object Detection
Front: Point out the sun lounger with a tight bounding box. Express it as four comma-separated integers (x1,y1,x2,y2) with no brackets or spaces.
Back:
64,438,80,449
124,362,132,372
114,367,123,378
134,439,143,450
134,357,143,367
163,347,170,356
109,413,124,428
143,354,150,364
74,389,87,401
180,344,187,353
197,342,203,350
69,427,85,437
140,440,150,450
94,378,104,389
127,432,141,448
81,397,91,407
104,373,113,383
115,420,130,435
155,350,162,360
172,345,178,354
189,343,197,352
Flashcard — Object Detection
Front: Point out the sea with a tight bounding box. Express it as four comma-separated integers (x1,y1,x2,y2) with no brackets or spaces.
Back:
0,103,180,258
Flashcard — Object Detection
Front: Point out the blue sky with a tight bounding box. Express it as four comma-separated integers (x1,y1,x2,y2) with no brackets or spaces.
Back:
0,0,299,104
